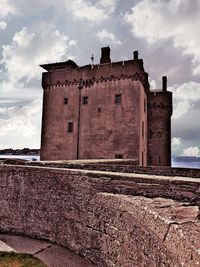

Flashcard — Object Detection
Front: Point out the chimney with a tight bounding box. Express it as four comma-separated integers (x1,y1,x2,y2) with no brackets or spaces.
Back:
100,47,111,64
162,76,167,91
133,50,139,60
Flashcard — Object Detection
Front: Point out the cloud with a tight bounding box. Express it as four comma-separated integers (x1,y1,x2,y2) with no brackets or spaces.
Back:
98,0,118,13
182,146,200,157
124,0,200,75
70,0,108,23
0,98,42,148
96,29,121,45
171,137,183,155
5,0,117,24
0,0,16,17
1,25,77,83
171,81,200,155
0,21,7,30
172,137,181,147
170,82,200,119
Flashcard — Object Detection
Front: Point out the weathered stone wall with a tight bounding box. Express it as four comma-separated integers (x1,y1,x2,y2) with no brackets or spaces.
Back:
30,160,200,178
0,165,200,266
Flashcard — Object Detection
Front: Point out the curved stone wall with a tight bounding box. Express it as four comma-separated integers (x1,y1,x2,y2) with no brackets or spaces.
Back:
0,165,200,266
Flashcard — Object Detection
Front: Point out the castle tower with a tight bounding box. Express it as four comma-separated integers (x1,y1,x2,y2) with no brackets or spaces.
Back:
40,47,172,166
147,76,172,166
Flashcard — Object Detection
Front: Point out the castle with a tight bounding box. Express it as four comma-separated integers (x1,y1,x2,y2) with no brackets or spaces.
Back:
40,47,172,166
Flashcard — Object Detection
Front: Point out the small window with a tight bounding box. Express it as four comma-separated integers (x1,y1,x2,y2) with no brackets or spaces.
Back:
83,96,88,105
68,122,73,133
142,152,144,166
115,94,121,104
115,154,123,159
149,130,153,139
157,131,162,138
64,97,68,104
144,99,146,113
98,108,101,114
158,156,161,164
142,121,144,138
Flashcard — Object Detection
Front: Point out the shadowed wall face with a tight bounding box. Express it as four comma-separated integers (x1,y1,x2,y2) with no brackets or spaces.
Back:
147,91,172,166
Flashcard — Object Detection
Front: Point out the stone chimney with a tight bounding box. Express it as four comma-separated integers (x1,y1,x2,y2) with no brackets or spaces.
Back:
133,51,139,60
100,47,111,64
162,76,167,91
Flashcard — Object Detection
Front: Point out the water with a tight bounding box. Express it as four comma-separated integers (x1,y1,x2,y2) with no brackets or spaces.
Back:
0,155,200,169
0,155,40,161
172,156,200,169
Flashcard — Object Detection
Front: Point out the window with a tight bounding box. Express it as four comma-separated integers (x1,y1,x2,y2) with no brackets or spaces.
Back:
142,152,144,166
83,96,88,105
149,130,153,139
157,131,162,138
115,94,121,104
115,154,123,159
64,97,68,104
158,156,161,164
98,108,101,114
68,122,73,133
144,99,146,112
142,121,144,138
148,156,152,165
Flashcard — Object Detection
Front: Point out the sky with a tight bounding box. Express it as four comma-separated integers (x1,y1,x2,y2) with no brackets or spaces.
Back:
0,0,200,157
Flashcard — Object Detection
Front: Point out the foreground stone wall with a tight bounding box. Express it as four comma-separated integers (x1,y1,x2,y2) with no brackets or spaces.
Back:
29,160,200,178
0,165,200,266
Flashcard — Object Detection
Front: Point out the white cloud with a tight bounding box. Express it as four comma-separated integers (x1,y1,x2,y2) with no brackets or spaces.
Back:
1,25,77,83
170,82,200,119
172,137,182,155
98,0,118,13
172,137,181,147
182,146,200,157
0,98,42,148
0,21,7,30
150,80,157,90
97,29,121,45
0,0,16,17
70,0,108,23
0,0,117,25
124,0,200,75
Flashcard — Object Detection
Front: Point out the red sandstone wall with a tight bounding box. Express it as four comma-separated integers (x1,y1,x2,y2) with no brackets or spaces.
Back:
147,91,172,166
40,84,79,160
79,80,146,162
41,60,149,163
0,165,200,266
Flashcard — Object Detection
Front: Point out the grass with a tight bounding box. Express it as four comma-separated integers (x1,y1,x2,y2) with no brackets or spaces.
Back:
0,251,47,267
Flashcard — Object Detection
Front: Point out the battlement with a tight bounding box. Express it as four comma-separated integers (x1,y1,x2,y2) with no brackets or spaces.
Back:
41,58,149,91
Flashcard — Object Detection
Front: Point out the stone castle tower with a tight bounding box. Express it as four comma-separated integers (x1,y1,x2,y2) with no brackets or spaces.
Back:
40,47,172,166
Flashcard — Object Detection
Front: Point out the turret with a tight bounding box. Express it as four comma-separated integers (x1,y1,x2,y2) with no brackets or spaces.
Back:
147,76,172,166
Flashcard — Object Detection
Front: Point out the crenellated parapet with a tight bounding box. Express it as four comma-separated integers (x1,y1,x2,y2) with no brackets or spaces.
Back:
43,72,149,92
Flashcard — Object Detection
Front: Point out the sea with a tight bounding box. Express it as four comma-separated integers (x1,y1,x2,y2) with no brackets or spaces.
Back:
0,155,200,169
